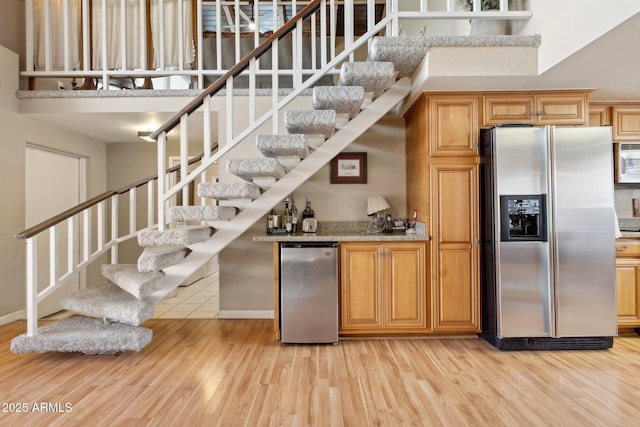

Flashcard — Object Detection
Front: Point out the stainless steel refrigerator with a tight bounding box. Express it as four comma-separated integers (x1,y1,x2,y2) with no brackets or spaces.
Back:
279,242,338,344
480,125,617,350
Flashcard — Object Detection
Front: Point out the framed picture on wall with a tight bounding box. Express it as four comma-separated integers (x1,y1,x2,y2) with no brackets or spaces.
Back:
330,152,367,184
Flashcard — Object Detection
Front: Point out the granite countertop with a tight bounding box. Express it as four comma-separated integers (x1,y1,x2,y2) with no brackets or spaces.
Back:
253,221,429,242
618,218,640,239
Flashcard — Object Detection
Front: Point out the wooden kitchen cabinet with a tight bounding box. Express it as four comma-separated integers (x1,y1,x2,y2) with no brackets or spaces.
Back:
615,240,640,330
589,103,611,126
482,91,588,126
429,159,481,333
405,93,481,335
612,105,640,140
339,241,428,334
428,95,479,157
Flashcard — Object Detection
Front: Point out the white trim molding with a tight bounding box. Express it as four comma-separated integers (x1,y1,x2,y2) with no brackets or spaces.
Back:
218,310,274,319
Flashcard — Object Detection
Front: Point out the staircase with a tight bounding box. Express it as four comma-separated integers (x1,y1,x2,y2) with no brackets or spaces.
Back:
10,35,426,354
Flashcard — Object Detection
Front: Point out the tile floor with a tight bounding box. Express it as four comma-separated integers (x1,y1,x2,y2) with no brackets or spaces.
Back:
152,271,219,319
45,271,220,321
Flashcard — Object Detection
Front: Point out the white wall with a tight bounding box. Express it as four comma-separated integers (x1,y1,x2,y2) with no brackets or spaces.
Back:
521,0,640,74
0,46,108,322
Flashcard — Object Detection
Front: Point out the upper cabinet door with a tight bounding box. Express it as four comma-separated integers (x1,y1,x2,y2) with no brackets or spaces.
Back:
429,96,479,157
483,95,535,126
612,106,640,140
536,94,587,125
589,104,611,127
482,92,588,127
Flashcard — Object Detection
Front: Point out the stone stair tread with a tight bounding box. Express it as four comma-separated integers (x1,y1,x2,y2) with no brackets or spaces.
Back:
10,314,153,354
256,134,309,159
101,264,164,300
169,205,237,222
138,225,214,247
60,283,154,326
338,61,395,98
284,110,336,139
227,158,287,181
312,86,365,119
138,245,191,272
197,181,262,200
368,37,429,78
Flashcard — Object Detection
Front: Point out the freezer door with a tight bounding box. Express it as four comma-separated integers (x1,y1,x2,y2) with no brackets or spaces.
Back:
550,126,617,337
494,127,552,338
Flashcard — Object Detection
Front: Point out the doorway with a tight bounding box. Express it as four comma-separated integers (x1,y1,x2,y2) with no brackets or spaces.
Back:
25,144,86,317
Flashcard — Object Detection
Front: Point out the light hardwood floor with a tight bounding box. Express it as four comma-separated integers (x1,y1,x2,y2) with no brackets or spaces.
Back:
2,319,640,426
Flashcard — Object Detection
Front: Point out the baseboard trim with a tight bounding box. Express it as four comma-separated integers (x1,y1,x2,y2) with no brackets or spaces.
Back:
0,310,25,325
218,310,274,319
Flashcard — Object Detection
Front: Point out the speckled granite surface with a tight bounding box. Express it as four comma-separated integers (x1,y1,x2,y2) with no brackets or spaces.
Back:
198,181,262,200
256,134,309,158
60,283,154,326
284,110,336,139
618,217,640,238
138,225,214,247
10,314,152,354
101,264,164,300
254,221,429,242
138,245,191,272
312,86,364,119
338,62,395,98
168,205,237,222
227,158,287,180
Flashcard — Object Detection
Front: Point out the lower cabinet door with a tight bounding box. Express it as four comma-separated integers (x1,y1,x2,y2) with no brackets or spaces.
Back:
340,243,384,332
384,242,427,329
616,258,640,328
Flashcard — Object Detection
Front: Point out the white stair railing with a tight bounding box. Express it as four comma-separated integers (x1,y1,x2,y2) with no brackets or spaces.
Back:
16,153,209,336
22,0,531,89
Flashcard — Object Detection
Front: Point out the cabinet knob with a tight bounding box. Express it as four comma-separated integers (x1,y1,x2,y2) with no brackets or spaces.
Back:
616,245,628,252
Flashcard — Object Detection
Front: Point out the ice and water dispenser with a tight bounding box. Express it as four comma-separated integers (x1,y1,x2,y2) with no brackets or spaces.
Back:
499,195,547,242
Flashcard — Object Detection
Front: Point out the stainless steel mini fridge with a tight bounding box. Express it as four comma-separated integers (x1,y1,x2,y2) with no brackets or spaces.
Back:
480,125,617,350
279,242,338,344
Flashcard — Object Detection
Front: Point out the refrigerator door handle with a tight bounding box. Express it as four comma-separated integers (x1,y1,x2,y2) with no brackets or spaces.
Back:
546,126,559,338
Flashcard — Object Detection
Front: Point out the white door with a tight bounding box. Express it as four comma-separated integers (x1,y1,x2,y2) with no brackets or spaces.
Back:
25,145,84,317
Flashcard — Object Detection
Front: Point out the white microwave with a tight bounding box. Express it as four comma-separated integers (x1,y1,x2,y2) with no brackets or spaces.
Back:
615,143,640,183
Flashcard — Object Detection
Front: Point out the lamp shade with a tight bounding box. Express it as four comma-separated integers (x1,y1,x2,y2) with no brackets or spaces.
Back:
367,195,391,215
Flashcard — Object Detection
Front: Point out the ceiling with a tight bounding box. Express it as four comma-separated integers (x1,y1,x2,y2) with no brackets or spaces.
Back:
20,13,640,144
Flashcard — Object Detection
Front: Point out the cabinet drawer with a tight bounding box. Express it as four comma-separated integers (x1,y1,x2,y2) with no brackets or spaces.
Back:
616,241,640,257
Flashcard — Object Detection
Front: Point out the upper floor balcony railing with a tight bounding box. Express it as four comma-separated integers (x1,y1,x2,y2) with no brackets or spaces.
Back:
24,0,531,91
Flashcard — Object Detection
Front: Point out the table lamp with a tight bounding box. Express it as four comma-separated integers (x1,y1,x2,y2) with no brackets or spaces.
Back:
367,195,390,233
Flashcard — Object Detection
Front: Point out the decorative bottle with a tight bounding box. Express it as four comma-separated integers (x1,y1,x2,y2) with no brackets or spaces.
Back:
302,197,315,220
283,198,292,232
290,196,298,233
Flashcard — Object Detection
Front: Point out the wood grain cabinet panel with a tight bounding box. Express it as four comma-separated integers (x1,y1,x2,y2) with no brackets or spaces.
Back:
429,96,479,157
589,104,611,126
612,106,640,140
340,242,428,334
482,96,535,125
482,92,588,126
615,240,640,330
339,243,383,331
429,161,480,333
536,94,587,125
